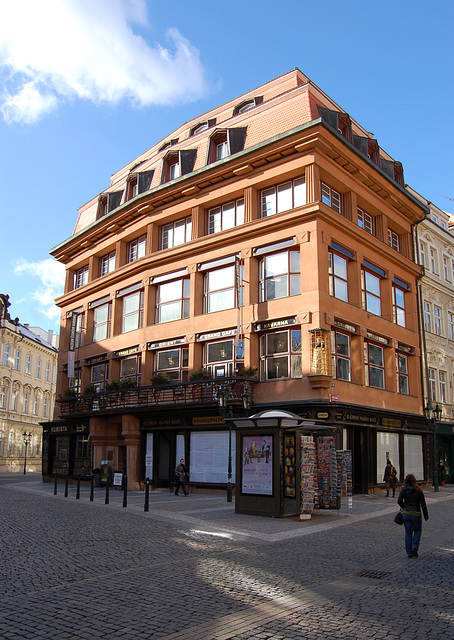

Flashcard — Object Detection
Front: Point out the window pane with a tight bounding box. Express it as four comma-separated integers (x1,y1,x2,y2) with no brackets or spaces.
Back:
265,253,286,276
236,200,245,225
293,178,306,207
337,358,350,381
276,182,292,212
291,355,302,378
208,266,233,289
262,188,275,216
124,293,140,314
333,254,347,279
266,275,288,300
267,357,289,379
336,333,349,356
370,367,384,388
368,344,383,366
365,271,380,295
208,289,234,312
123,312,139,333
267,332,288,354
222,202,235,229
208,208,221,234
366,294,381,316
159,280,181,303
159,301,181,323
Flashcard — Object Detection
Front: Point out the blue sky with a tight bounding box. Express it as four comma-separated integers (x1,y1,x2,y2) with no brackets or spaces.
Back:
0,0,453,331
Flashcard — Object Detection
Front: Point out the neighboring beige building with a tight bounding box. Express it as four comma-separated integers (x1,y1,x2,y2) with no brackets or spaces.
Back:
0,294,58,473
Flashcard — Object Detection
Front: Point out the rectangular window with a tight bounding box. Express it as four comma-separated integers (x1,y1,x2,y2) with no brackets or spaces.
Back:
396,353,409,394
328,251,348,302
393,285,406,327
388,229,400,252
69,369,82,394
423,302,431,332
100,252,115,276
260,329,302,380
14,350,20,371
443,256,450,282
93,303,111,341
91,363,108,392
43,396,48,418
261,177,306,217
429,368,436,401
122,291,144,333
419,241,426,267
357,208,373,234
169,161,180,180
23,392,29,414
36,359,41,378
120,356,141,384
331,332,351,381
74,266,89,289
361,268,381,316
208,199,244,234
11,389,18,412
364,342,385,389
157,278,190,323
321,182,341,213
156,348,189,382
33,394,39,415
0,386,6,409
259,250,300,302
128,236,146,263
439,371,447,404
2,345,9,366
434,306,442,336
45,362,50,382
430,247,438,274
25,355,31,374
217,141,228,160
161,217,192,249
448,312,454,341
204,265,240,313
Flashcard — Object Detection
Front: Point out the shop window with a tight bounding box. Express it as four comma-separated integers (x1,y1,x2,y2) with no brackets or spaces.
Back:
203,339,243,378
100,252,115,277
14,350,20,371
321,182,341,213
190,431,236,483
261,177,306,217
364,342,385,389
434,306,442,336
361,262,384,316
75,434,90,459
388,229,400,252
25,355,31,375
439,371,447,404
207,128,247,164
120,355,141,384
396,353,409,395
357,208,373,234
328,250,348,302
155,348,189,381
161,217,192,249
331,332,351,381
393,284,406,327
156,278,190,323
122,291,144,333
128,236,146,263
74,266,88,289
208,198,244,234
91,363,108,392
93,303,112,342
259,250,300,302
260,329,302,380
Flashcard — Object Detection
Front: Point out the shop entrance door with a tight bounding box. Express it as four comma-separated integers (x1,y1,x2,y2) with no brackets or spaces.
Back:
353,427,368,494
155,431,172,488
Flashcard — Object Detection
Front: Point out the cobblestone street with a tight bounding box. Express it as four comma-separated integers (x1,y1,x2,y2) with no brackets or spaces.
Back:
1,474,453,640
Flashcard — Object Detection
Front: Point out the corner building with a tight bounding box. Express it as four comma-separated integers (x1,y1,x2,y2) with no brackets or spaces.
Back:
47,69,430,494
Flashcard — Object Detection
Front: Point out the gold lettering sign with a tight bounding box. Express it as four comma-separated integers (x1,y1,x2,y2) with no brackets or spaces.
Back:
193,416,225,425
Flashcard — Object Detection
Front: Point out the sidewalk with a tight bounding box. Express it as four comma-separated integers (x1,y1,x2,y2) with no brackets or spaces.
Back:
4,473,454,543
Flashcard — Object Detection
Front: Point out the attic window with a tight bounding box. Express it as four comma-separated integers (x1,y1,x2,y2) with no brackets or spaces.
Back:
159,138,179,152
207,127,247,164
233,96,263,116
190,119,216,137
161,150,197,183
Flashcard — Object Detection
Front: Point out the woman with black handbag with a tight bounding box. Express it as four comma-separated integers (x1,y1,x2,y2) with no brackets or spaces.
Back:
397,474,429,558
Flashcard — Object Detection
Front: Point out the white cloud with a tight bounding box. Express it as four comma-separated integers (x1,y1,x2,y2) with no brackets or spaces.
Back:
0,0,208,124
14,258,66,322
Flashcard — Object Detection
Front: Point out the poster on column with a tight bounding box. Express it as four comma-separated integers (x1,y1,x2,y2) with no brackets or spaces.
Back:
242,435,273,495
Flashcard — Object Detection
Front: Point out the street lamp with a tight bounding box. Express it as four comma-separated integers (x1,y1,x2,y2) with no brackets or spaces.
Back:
424,402,442,492
22,432,32,475
217,384,253,502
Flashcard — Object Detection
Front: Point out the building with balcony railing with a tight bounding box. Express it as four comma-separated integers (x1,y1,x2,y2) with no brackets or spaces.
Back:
45,69,431,493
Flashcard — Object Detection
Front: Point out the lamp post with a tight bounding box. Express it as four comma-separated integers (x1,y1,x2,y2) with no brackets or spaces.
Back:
424,402,442,492
217,384,253,502
22,432,32,475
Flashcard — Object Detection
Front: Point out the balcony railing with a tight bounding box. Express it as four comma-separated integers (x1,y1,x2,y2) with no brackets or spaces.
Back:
57,377,255,417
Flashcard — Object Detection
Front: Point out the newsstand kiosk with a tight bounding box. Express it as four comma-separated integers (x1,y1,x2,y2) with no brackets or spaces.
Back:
233,410,348,518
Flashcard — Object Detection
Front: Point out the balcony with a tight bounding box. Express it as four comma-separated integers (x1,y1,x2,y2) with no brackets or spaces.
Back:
57,377,255,417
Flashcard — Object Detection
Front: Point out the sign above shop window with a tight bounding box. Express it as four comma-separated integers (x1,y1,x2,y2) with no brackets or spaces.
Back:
85,354,108,365
197,329,236,342
148,337,186,350
254,317,296,332
334,319,357,334
113,346,140,358
366,331,389,345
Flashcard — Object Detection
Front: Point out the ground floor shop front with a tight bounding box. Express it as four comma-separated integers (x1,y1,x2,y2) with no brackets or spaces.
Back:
43,399,436,495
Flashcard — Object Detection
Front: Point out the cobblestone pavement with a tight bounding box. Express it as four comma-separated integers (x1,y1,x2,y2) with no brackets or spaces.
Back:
1,474,453,640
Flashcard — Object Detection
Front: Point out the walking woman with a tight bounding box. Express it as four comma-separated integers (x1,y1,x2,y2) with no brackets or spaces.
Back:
397,474,429,558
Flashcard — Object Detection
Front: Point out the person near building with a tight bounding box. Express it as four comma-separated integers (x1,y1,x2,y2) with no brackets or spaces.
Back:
383,460,398,497
397,474,429,558
174,459,189,496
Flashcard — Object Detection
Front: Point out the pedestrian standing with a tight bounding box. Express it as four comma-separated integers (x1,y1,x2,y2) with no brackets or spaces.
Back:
397,474,429,558
174,459,189,496
383,460,398,497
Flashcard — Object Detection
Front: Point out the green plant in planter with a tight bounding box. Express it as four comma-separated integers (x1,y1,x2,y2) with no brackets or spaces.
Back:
63,388,78,398
119,377,136,389
106,380,121,391
151,372,169,385
83,384,97,395
190,367,212,380
240,366,258,378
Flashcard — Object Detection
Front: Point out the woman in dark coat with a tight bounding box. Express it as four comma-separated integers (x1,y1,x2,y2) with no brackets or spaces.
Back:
397,474,429,558
383,460,397,497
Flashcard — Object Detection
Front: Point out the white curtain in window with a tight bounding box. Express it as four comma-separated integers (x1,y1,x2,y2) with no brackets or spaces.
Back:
376,431,399,484
190,431,236,483
404,434,424,481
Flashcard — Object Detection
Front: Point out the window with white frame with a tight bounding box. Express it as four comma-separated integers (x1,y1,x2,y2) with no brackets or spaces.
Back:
430,247,438,274
36,359,41,378
43,396,49,418
429,368,436,401
0,386,6,409
23,391,29,413
443,256,451,282
434,306,442,336
321,182,341,213
169,160,180,180
396,353,409,395
155,347,189,381
439,370,447,404
25,355,31,374
204,339,244,378
8,432,14,456
14,350,20,371
259,250,300,302
364,342,385,389
393,284,406,327
2,345,9,366
203,265,238,313
74,266,89,289
91,363,108,392
128,236,146,263
419,241,426,267
357,208,373,234
331,331,351,381
33,394,39,415
122,291,144,333
423,301,431,332
45,362,50,382
208,199,244,234
448,312,454,341
328,246,351,302
93,302,111,342
260,329,302,380
388,229,400,252
361,264,383,316
100,252,115,276
120,355,141,384
261,177,306,217
161,217,192,249
156,278,190,323
10,388,18,411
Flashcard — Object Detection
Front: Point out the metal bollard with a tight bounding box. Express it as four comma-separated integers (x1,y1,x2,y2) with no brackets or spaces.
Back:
105,472,110,505
90,474,94,502
144,478,150,512
122,475,127,508
64,474,69,497
76,473,80,499
53,473,58,495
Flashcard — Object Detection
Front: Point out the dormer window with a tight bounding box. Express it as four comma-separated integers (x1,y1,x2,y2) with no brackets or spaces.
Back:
162,149,197,183
126,176,138,200
159,138,179,152
190,119,216,137
170,159,180,180
233,96,263,116
207,128,247,164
